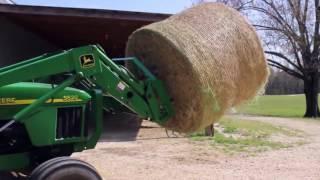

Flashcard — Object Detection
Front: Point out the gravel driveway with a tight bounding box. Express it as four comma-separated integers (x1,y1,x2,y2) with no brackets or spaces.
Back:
74,115,320,180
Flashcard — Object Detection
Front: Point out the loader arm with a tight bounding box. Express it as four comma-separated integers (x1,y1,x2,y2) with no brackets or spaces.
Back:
0,45,174,124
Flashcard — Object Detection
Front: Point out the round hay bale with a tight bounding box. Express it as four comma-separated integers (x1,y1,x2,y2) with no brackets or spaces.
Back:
126,3,268,133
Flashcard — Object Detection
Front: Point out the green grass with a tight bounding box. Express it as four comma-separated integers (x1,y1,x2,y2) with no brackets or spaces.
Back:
190,117,303,154
238,94,308,117
212,132,288,153
219,117,300,137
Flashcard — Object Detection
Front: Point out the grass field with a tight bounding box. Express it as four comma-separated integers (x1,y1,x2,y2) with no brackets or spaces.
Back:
190,95,311,154
238,94,309,117
190,117,304,154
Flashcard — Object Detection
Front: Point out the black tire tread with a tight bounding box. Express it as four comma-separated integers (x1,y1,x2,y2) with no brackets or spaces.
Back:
30,157,101,180
30,157,70,179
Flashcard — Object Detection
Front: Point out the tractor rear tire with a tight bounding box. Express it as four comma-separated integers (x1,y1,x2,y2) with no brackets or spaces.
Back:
29,157,102,180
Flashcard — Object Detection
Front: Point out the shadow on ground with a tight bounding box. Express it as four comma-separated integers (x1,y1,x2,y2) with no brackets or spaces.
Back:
99,112,143,142
99,112,183,142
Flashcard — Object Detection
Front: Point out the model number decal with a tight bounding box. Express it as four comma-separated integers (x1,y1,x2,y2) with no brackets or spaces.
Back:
0,98,16,105
62,95,82,102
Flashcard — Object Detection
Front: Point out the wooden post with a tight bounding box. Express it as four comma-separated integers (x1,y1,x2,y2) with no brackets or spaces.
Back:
204,124,214,136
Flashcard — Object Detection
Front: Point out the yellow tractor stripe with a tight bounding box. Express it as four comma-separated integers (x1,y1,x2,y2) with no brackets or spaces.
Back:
0,98,82,106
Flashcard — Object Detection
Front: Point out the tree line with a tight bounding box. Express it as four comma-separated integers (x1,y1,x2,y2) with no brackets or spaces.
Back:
266,69,304,95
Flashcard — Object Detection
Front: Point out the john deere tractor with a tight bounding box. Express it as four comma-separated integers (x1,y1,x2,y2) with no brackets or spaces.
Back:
0,45,174,179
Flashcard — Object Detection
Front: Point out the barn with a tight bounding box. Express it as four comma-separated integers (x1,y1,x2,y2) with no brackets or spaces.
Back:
0,1,169,67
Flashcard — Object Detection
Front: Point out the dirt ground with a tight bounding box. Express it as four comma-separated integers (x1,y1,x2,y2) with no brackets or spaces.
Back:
73,115,320,180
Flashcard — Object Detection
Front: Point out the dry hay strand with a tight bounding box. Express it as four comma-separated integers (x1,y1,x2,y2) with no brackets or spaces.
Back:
126,3,269,133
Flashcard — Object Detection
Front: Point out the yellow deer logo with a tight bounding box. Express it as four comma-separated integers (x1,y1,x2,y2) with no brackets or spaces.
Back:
80,54,95,68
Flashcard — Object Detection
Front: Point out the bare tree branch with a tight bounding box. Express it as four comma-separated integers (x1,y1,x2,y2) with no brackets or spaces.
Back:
288,36,304,69
287,0,309,50
263,0,298,36
268,59,304,79
313,0,320,56
265,50,304,72
249,6,301,42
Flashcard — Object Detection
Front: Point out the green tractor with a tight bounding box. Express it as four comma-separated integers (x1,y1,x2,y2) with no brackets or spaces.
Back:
0,45,174,179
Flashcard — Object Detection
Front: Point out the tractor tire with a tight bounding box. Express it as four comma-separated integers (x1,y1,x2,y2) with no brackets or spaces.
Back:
29,157,102,180
0,172,17,180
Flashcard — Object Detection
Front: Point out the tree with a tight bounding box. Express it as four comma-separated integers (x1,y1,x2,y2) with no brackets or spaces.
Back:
248,0,320,117
195,0,320,118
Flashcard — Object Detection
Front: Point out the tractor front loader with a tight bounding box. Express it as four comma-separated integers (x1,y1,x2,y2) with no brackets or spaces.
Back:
0,45,174,179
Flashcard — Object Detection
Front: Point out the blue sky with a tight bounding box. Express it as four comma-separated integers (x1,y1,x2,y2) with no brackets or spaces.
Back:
14,0,195,14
